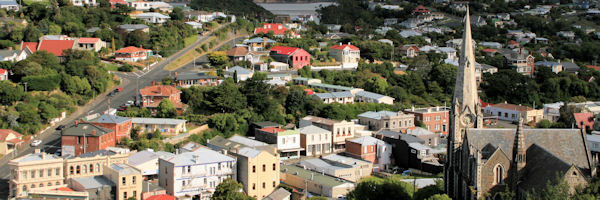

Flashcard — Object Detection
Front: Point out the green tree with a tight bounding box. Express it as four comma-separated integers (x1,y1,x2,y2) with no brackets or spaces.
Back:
157,99,177,118
169,7,185,20
206,80,247,113
525,175,570,200
207,51,229,66
536,119,553,128
347,177,414,200
211,179,254,200
425,194,452,200
39,102,59,123
414,180,444,200
0,81,25,105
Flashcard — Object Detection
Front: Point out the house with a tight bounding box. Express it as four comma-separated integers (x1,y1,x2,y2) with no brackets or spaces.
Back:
104,163,143,200
74,37,106,52
406,127,441,147
233,147,280,199
184,10,227,22
475,63,498,82
207,135,274,154
255,127,302,160
446,38,476,49
9,150,65,198
254,23,295,38
243,37,275,51
588,134,600,155
298,156,371,182
37,40,76,57
70,176,115,199
405,106,450,135
174,72,219,87
0,0,19,11
0,68,7,80
398,45,420,58
136,12,170,24
158,148,236,199
470,15,487,27
329,43,360,69
129,1,172,12
450,1,468,12
71,0,96,6
543,102,562,122
139,84,184,115
345,136,392,171
557,31,576,40
131,118,186,136
574,112,594,130
300,115,356,152
562,60,580,73
374,130,442,174
313,91,354,104
384,18,398,26
115,46,152,62
264,188,291,200
61,122,116,156
412,5,430,15
279,165,355,199
270,46,311,69
185,21,203,29
500,48,535,76
535,61,563,74
357,111,415,132
225,66,254,82
299,125,332,157
128,149,174,178
0,129,23,155
225,46,250,62
0,47,30,62
354,91,395,105
116,24,150,33
483,102,544,123
87,114,132,143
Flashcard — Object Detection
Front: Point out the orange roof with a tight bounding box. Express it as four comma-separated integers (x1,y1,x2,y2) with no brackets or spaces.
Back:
254,23,287,35
482,48,497,53
330,44,359,50
259,127,286,134
78,37,100,43
140,85,181,97
0,68,6,74
146,194,175,200
54,187,75,192
38,40,75,56
22,42,38,53
586,65,600,71
491,103,532,112
0,129,22,141
574,112,594,129
116,46,149,54
271,46,303,55
480,100,495,108
304,89,314,95
413,5,429,13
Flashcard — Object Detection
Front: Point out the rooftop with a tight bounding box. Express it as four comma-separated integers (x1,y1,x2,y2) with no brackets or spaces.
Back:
281,164,354,187
175,72,217,81
236,147,262,158
270,46,304,56
226,66,253,75
298,125,330,135
136,12,171,19
72,176,115,189
131,117,186,125
349,136,385,146
358,111,400,120
61,123,113,137
38,40,75,56
88,114,130,124
355,91,393,100
314,91,353,99
301,115,341,126
264,188,291,200
110,163,141,175
322,154,371,167
163,148,235,166
129,150,174,166
375,130,425,143
489,103,534,112
228,135,269,147
13,152,61,163
139,85,181,97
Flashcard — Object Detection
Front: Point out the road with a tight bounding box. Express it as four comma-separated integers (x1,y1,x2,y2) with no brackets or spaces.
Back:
0,26,232,199
174,36,247,74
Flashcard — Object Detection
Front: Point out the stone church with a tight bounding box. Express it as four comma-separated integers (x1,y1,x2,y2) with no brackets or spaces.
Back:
444,10,598,199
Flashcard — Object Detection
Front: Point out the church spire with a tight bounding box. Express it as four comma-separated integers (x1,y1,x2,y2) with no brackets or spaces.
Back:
514,117,526,170
453,9,479,114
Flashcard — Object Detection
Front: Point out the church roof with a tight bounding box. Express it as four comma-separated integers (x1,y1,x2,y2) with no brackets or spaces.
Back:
518,144,577,192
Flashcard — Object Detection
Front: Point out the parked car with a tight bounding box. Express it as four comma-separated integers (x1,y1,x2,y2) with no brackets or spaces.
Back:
55,125,65,130
31,140,42,147
115,87,123,92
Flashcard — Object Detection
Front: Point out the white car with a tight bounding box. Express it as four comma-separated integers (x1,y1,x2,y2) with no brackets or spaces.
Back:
31,140,42,147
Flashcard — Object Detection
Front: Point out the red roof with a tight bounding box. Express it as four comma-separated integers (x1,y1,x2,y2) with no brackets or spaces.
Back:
304,89,314,95
259,127,286,134
574,112,594,129
54,187,75,192
22,42,38,53
116,46,149,54
270,46,302,55
480,100,495,108
38,40,75,56
482,48,498,53
413,5,430,13
0,129,22,142
254,23,287,35
586,65,600,71
140,85,181,97
78,37,100,43
147,194,176,200
491,103,533,112
330,44,359,51
0,68,6,74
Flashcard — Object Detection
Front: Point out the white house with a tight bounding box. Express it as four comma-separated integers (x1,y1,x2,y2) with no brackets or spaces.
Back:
0,48,30,62
0,68,7,80
255,127,303,160
158,148,236,199
185,21,203,29
329,43,360,69
136,12,170,24
543,102,563,122
71,0,96,6
298,125,332,157
225,66,254,82
128,149,174,177
354,91,394,105
313,91,354,104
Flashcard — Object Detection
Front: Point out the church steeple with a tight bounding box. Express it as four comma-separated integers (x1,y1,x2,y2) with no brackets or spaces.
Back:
514,117,526,170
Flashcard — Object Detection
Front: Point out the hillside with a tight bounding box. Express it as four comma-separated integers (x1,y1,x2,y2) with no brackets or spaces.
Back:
189,0,273,19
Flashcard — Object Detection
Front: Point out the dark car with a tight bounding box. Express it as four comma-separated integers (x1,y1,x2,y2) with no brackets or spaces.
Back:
118,107,127,111
55,125,65,130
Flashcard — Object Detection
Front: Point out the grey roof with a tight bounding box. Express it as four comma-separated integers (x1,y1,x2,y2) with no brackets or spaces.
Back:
298,125,330,135
181,141,203,152
561,61,580,72
299,158,346,172
355,91,393,100
131,117,186,125
252,121,280,128
110,163,141,175
136,12,171,19
88,114,130,124
117,24,149,30
176,72,217,81
142,180,164,193
280,165,354,187
357,111,398,120
244,37,276,44
350,136,384,145
13,153,61,163
406,127,435,136
264,188,291,200
72,176,115,189
61,123,113,137
519,144,577,192
229,135,268,147
227,66,253,75
375,130,425,144
0,0,18,5
129,150,174,166
236,147,261,158
535,60,561,67
162,148,235,166
86,27,101,33
75,150,116,158
588,134,600,143
322,154,370,167
409,142,430,151
0,49,18,59
314,91,353,99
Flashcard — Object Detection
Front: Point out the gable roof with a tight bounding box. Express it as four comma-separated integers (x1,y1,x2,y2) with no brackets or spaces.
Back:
574,112,594,129
519,144,577,192
136,12,171,19
226,66,253,75
139,85,180,97
129,150,174,166
350,136,384,146
77,37,101,43
225,46,249,57
270,46,303,56
244,37,276,44
330,44,359,50
116,46,149,54
21,42,38,53
259,127,286,134
38,40,75,56
61,123,113,137
0,129,22,141
88,114,131,124
163,148,235,166
254,23,287,35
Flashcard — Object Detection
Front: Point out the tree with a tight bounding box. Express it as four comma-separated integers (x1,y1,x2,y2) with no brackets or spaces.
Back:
0,81,25,105
157,99,177,118
525,175,570,200
536,119,552,128
425,194,452,200
39,102,59,123
206,80,247,113
169,7,185,20
150,129,163,140
347,177,414,200
207,51,229,66
211,179,254,200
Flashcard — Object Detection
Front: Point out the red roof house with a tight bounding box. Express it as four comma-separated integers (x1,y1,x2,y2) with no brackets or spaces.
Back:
21,42,38,53
0,68,7,81
412,5,430,15
115,46,152,62
109,0,128,8
38,40,75,57
586,65,600,71
0,129,23,155
146,194,176,200
254,23,296,37
574,112,594,130
139,84,184,115
270,46,311,69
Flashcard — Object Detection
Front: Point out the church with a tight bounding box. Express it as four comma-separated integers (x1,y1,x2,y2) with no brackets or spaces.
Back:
444,10,598,199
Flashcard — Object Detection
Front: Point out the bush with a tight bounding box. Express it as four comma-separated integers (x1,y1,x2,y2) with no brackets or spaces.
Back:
22,73,60,91
118,64,134,72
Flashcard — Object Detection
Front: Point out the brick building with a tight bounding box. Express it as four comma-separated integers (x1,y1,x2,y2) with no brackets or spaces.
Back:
269,46,311,69
345,136,392,171
404,106,450,135
61,122,116,156
87,114,132,142
139,84,184,115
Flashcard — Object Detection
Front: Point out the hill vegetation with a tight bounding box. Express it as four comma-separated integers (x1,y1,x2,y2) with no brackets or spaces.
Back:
189,0,273,19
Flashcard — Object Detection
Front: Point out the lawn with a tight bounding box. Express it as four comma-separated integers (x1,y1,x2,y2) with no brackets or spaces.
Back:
184,35,199,47
23,0,50,5
104,63,121,71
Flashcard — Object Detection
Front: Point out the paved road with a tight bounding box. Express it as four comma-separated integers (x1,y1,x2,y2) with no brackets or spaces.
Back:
0,26,230,199
174,36,247,73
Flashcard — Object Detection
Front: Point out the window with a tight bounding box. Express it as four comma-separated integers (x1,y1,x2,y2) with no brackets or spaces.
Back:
29,170,35,178
76,166,80,174
262,182,266,188
504,113,508,118
188,166,191,173
133,176,136,184
122,177,126,185
22,185,26,191
56,181,60,185
70,167,74,175
22,171,27,179
494,165,504,184
89,164,93,173
252,165,256,173
39,183,43,188
95,164,100,172
123,192,127,199
82,165,87,173
47,169,51,177
262,164,266,172
47,182,52,187
273,181,276,187
133,191,136,198
39,170,43,177
273,163,276,171
252,183,256,190
218,163,221,170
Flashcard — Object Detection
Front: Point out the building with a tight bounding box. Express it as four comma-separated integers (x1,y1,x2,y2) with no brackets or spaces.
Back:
345,136,392,171
588,134,600,155
74,37,106,52
70,176,115,200
375,130,442,173
226,46,250,62
405,106,450,135
0,0,19,10
264,188,291,200
136,12,170,24
225,66,254,82
475,63,498,82
158,148,236,199
243,37,276,51
174,72,219,87
399,45,420,58
280,165,354,199
0,47,31,62
131,118,187,136
300,115,356,152
37,40,76,57
23,186,89,199
299,125,332,157
0,68,7,80
501,48,535,76
270,46,311,69
406,127,441,147
103,163,142,200
9,150,64,198
87,114,132,143
116,24,149,33
543,102,562,122
139,84,184,115
71,0,96,6
0,129,23,155
357,111,415,132
61,122,117,156
64,149,131,180
255,127,302,160
329,43,360,69
254,23,292,38
574,112,594,130
233,147,279,199
446,11,597,199
128,149,174,178
313,91,354,104
354,91,395,105
535,60,563,74
483,102,543,123
298,155,372,182
129,1,172,12
115,46,152,62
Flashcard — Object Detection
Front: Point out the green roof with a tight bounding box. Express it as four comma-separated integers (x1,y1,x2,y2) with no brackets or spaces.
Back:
281,165,353,188
277,129,299,136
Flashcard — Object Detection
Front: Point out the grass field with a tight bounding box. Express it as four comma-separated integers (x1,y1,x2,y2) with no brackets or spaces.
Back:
184,35,199,47
22,0,50,5
104,63,120,71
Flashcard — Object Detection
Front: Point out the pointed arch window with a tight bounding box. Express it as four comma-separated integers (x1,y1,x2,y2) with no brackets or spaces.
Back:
494,164,504,184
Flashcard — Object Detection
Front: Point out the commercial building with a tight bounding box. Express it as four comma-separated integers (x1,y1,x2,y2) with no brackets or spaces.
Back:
104,163,143,200
404,106,450,135
9,150,65,198
280,165,354,199
64,149,132,180
345,136,392,171
299,125,332,157
300,115,355,152
61,122,117,156
357,111,415,132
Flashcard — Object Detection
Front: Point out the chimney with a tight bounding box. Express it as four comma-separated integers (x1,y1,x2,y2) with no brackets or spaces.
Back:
7,47,12,50
174,72,178,79
339,42,342,46
92,129,96,136
193,155,201,164
311,173,314,180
